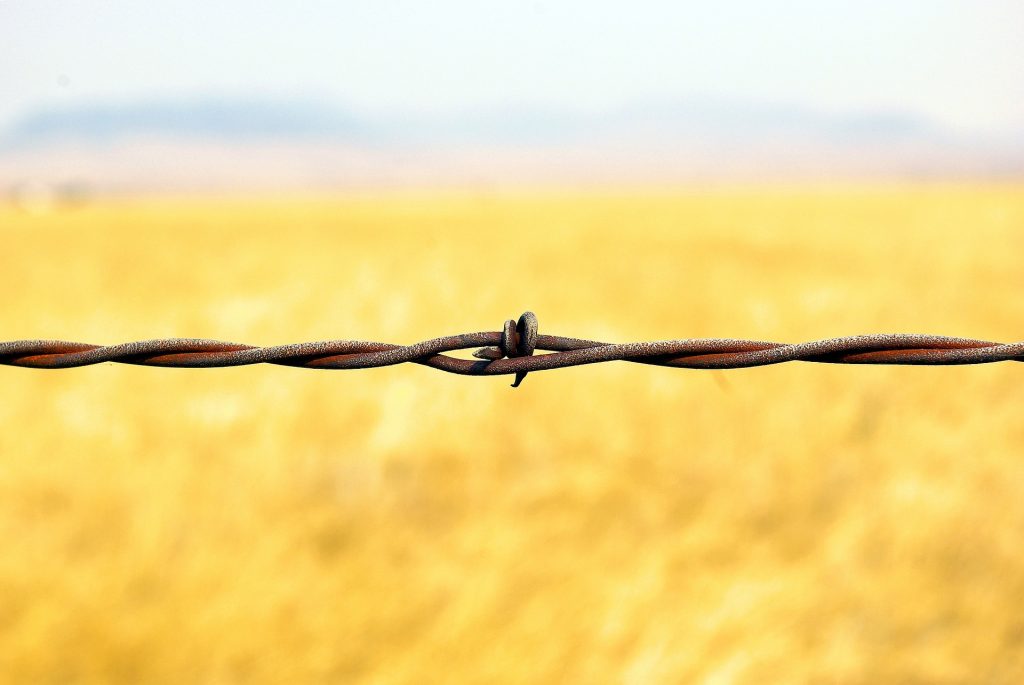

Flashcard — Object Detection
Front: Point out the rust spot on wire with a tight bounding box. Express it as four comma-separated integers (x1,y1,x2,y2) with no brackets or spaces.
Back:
1,313,1022,386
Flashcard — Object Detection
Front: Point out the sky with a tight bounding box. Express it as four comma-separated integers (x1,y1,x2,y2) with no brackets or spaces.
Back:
1,0,1022,138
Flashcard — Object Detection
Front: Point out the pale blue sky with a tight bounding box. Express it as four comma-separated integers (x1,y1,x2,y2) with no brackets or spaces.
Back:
1,0,1022,136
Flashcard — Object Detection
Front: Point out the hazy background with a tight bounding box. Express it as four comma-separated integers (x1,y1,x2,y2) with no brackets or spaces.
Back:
2,0,1023,198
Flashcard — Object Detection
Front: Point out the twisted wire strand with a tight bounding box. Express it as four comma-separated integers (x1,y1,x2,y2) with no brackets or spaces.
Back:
2,312,1022,386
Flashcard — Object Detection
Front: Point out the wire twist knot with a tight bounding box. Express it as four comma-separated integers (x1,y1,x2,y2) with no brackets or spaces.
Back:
473,311,539,386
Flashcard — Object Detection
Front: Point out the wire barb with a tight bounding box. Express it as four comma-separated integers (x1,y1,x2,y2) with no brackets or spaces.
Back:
2,312,1023,386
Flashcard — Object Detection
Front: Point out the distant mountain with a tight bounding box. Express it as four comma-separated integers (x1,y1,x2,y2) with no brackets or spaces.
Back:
0,96,1020,193
0,98,366,150
0,96,943,150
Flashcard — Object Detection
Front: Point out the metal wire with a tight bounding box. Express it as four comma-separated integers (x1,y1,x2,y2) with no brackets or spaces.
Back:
2,312,1022,386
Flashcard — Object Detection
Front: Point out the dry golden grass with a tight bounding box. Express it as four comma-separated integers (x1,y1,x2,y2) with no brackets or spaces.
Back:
1,186,1023,684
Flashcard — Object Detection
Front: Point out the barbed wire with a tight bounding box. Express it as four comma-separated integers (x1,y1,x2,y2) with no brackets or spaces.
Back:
2,312,1022,387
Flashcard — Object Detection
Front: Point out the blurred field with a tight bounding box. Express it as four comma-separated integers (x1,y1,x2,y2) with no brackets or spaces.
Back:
1,186,1023,684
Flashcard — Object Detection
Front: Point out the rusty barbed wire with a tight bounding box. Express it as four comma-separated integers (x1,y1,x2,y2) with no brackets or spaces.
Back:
2,312,1022,387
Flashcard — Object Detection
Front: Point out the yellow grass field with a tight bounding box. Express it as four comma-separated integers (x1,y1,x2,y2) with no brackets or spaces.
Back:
1,186,1023,684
